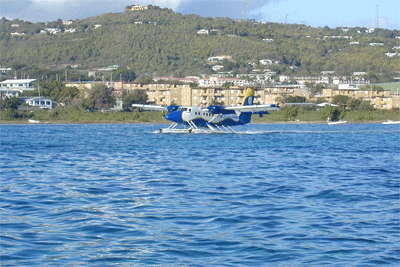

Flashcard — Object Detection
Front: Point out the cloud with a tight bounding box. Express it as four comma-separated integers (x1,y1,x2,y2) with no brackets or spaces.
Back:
0,0,34,15
0,0,192,22
1,0,397,30
177,0,281,20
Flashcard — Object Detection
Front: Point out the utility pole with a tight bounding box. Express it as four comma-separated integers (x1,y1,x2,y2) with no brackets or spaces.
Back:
376,5,379,28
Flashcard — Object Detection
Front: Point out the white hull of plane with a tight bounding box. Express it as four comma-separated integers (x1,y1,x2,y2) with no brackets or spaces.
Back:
158,122,235,134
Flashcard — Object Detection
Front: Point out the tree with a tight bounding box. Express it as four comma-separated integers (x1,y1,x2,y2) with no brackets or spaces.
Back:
1,96,20,110
320,105,342,121
20,81,80,106
112,67,136,82
346,98,363,111
283,106,298,121
332,95,351,108
1,96,21,120
358,100,374,111
122,89,148,108
284,95,306,103
305,82,325,97
135,76,154,83
59,86,80,106
84,84,116,109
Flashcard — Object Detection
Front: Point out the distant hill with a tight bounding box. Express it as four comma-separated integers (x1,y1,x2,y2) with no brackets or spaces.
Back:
1,5,399,82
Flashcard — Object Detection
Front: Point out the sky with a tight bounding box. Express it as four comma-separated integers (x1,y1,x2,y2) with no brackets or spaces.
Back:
0,0,399,30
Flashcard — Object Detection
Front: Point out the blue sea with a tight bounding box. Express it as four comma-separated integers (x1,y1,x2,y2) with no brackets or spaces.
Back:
1,123,399,266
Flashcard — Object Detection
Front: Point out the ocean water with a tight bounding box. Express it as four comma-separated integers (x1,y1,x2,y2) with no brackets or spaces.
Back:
1,123,399,266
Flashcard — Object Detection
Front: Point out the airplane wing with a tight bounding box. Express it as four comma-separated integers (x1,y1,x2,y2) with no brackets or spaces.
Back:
225,104,281,113
131,104,169,112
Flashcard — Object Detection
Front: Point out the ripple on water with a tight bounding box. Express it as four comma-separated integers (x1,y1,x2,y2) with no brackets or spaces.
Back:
1,124,399,266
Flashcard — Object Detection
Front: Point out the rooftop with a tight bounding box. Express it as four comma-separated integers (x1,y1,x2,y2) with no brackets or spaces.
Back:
0,79,37,84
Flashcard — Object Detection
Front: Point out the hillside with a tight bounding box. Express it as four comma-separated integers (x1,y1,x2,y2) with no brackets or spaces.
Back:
1,5,399,82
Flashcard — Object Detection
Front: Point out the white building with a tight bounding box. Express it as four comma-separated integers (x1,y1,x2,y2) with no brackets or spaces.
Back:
207,56,231,63
198,77,244,87
0,67,12,73
62,20,73,25
24,97,54,109
212,65,224,71
0,79,36,97
259,59,273,65
197,29,209,35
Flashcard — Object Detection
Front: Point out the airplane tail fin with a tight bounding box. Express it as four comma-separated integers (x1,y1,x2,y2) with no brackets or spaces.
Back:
239,88,254,123
241,88,255,106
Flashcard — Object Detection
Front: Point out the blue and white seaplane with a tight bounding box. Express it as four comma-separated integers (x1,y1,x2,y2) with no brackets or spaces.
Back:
132,88,280,133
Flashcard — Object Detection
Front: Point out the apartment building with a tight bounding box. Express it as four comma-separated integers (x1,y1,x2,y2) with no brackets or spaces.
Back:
323,88,398,109
65,81,398,109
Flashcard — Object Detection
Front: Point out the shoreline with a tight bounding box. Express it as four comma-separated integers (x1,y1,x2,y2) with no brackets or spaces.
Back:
0,120,391,125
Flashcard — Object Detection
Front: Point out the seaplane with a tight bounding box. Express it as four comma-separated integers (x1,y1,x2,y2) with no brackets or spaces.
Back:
132,88,280,133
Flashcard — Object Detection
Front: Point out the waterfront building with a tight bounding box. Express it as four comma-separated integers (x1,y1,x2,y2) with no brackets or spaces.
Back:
322,88,396,109
0,79,36,98
21,97,54,110
64,81,398,110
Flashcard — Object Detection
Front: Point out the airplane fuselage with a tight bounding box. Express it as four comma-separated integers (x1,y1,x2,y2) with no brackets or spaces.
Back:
165,106,250,127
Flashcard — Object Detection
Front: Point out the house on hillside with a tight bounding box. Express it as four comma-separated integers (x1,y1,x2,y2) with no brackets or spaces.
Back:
65,28,76,33
197,29,209,35
0,67,12,73
128,5,148,11
369,43,384,46
0,79,36,98
62,20,73,25
198,77,245,87
207,56,232,62
10,32,25,36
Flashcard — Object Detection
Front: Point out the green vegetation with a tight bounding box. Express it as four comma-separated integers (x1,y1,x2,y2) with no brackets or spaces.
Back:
1,6,399,124
1,104,398,124
1,6,399,82
0,107,167,124
1,80,398,124
122,89,148,109
82,84,116,110
252,109,399,123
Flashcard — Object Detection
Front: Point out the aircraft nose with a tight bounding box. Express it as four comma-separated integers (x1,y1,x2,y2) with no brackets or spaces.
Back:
165,111,183,123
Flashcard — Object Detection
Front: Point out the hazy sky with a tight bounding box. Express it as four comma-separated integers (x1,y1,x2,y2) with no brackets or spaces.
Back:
1,0,399,30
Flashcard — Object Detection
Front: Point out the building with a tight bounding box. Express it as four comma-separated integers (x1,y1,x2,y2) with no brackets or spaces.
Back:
207,56,232,62
322,88,396,109
198,77,245,87
65,80,398,110
22,97,54,109
0,67,12,73
128,5,148,11
62,20,73,25
153,76,199,84
0,79,36,97
197,29,209,35
65,81,103,91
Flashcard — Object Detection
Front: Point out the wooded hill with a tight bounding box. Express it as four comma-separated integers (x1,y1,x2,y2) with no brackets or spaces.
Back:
1,5,399,83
